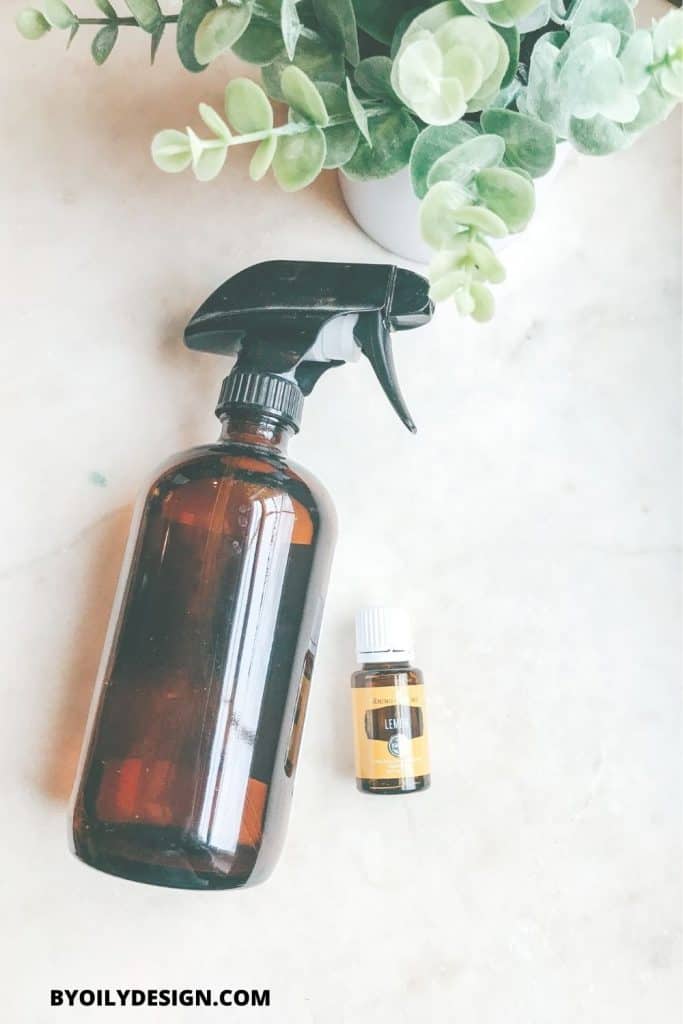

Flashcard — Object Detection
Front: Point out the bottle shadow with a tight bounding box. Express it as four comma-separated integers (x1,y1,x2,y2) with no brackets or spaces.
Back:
42,504,133,804
322,610,357,779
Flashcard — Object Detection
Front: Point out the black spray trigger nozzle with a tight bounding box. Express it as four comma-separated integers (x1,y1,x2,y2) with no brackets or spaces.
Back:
184,261,433,432
353,312,417,433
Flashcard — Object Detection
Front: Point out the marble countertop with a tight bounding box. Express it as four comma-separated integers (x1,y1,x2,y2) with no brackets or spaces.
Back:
2,2,681,1020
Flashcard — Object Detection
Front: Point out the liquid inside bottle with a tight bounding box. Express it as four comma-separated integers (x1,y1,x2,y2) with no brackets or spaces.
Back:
71,413,335,889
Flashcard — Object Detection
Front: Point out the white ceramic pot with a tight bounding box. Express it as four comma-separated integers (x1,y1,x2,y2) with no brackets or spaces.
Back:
339,145,572,264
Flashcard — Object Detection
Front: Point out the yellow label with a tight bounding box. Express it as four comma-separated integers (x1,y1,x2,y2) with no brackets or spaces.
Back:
351,683,430,781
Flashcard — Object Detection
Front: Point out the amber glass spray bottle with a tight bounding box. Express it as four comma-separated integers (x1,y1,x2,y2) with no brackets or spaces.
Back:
351,607,431,794
71,261,433,890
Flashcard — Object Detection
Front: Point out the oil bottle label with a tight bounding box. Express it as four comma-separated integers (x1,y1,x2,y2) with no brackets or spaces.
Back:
351,684,430,781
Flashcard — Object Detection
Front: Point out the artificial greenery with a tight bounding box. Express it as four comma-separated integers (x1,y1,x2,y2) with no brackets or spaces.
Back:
17,0,683,321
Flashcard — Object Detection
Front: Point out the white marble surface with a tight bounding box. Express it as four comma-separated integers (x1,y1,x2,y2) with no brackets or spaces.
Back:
1,2,681,1020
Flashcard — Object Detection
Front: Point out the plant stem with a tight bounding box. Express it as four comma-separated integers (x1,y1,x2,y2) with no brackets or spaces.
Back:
73,0,318,43
76,15,179,26
226,104,391,146
647,47,683,74
230,122,311,145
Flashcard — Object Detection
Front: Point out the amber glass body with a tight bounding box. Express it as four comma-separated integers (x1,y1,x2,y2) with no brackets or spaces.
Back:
71,412,336,890
351,663,430,795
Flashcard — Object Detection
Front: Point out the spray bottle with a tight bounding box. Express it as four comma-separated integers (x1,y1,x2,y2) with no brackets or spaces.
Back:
71,260,433,890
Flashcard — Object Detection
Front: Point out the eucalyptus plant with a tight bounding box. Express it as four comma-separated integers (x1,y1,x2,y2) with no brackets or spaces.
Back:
17,0,683,321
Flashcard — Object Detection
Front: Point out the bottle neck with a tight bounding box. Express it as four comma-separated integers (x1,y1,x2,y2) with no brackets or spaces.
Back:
218,410,293,455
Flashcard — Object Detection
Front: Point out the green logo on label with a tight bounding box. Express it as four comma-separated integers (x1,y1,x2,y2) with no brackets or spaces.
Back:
388,734,403,757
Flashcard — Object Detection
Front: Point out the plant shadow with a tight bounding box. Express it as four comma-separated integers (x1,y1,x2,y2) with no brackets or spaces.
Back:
17,45,353,235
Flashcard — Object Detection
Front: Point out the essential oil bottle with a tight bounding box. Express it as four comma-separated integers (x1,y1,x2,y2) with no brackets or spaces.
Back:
350,607,431,794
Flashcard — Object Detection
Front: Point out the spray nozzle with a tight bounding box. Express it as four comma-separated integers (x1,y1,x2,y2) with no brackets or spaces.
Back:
184,261,433,433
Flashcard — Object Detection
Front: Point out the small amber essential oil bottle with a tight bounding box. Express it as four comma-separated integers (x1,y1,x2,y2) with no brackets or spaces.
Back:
351,607,431,794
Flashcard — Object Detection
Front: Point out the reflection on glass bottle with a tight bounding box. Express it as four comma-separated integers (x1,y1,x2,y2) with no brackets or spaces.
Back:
284,649,314,778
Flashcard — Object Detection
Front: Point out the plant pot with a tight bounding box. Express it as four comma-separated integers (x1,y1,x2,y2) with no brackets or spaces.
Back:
339,145,572,264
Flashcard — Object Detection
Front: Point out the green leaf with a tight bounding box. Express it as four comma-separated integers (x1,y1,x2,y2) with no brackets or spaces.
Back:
225,77,273,132
468,240,505,283
426,134,505,188
44,0,76,29
150,19,164,62
354,56,397,101
350,0,416,45
651,9,683,99
123,0,162,33
66,20,79,45
429,270,468,303
199,102,232,141
624,80,675,134
342,108,418,181
16,8,51,39
410,122,479,199
391,13,509,122
442,47,485,103
514,0,552,32
232,13,285,64
453,282,476,315
345,77,371,144
250,135,277,180
421,181,487,248
316,82,359,168
390,9,420,59
194,144,228,182
313,0,359,66
464,0,541,29
95,0,116,18
568,113,627,154
151,129,193,173
280,0,302,62
272,126,327,190
92,22,118,62
194,2,252,64
480,108,556,178
451,203,508,237
187,128,228,181
470,282,494,322
392,35,466,124
568,0,634,35
261,32,345,100
559,39,639,124
475,166,535,231
522,33,565,131
495,26,519,89
430,265,496,321
653,7,683,58
281,65,329,125
431,240,506,288
177,0,216,72
465,28,511,110
619,29,653,96
651,8,683,100
397,1,470,48
654,65,682,105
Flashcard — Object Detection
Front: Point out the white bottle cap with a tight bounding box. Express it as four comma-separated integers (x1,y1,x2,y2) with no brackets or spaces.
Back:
355,606,414,664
